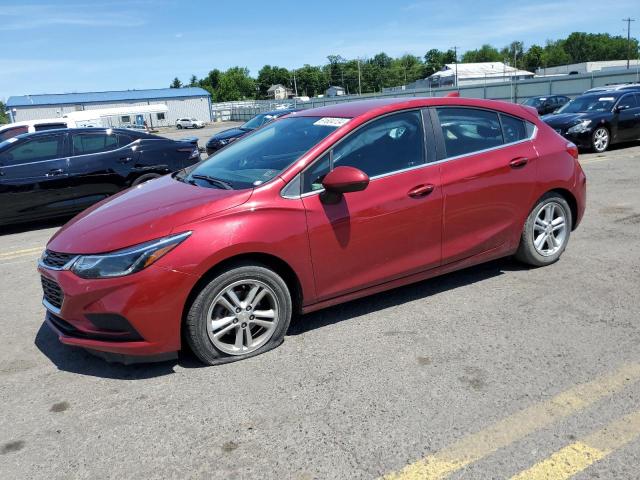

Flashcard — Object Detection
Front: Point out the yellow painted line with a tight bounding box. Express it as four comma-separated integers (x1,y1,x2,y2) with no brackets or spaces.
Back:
382,363,640,480
0,247,42,258
511,410,640,480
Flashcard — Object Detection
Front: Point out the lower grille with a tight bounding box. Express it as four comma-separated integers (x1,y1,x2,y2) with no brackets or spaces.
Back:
41,276,64,310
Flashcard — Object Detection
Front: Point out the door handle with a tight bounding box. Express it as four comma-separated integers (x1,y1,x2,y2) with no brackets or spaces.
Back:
46,168,64,177
509,157,529,169
118,156,133,164
408,184,435,198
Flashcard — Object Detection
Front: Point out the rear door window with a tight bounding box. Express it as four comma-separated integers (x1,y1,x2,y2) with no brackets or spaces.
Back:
72,133,119,155
1,135,64,165
436,107,503,157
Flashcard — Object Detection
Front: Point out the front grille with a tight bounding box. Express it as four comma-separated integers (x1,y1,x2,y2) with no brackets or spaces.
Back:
41,250,75,269
41,276,64,310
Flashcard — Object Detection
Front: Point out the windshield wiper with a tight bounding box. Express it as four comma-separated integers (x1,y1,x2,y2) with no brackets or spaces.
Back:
190,174,233,190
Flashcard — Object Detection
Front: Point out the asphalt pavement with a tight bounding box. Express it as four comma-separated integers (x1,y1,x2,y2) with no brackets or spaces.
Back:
1,140,639,480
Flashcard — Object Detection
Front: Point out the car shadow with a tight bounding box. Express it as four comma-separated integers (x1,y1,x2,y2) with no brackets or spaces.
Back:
34,256,530,378
0,216,72,236
288,256,529,336
34,323,206,379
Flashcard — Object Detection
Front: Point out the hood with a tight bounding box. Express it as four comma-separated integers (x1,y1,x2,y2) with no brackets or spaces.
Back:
47,175,252,254
542,112,608,128
207,127,249,144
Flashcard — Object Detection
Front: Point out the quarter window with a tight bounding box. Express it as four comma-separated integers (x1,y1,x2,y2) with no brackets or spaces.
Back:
500,114,531,143
2,136,63,165
72,133,119,155
436,107,503,158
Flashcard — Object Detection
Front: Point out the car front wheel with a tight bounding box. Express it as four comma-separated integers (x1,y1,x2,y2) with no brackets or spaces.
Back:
515,193,572,267
591,126,609,153
185,263,292,365
176,124,182,129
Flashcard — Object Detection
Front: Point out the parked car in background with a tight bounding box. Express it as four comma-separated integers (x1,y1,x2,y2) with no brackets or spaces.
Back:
521,95,570,115
205,108,298,155
583,83,640,94
0,119,72,141
542,91,640,152
176,118,205,129
38,97,585,365
0,128,200,226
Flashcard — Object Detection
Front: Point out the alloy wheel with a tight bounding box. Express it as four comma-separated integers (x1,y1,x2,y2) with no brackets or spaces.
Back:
206,279,280,355
592,127,609,152
532,202,568,256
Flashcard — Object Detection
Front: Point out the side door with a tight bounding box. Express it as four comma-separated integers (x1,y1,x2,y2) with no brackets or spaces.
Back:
301,110,443,301
433,107,539,264
0,133,73,224
614,93,640,142
67,131,136,209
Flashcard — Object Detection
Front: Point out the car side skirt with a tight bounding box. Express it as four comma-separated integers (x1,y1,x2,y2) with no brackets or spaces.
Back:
301,242,515,314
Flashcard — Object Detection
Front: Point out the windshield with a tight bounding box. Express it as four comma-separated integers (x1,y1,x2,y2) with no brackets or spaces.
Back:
523,97,543,107
241,113,278,130
179,116,348,189
557,96,616,113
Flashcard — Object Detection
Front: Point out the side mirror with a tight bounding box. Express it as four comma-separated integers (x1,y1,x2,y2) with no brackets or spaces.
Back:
320,166,369,204
615,105,629,113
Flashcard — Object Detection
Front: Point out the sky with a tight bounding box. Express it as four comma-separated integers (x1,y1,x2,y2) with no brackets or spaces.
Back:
1,0,638,99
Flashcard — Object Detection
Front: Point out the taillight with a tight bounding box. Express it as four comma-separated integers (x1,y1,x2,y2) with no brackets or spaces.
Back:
566,142,579,160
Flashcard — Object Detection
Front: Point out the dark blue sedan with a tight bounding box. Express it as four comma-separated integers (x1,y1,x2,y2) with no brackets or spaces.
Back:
205,109,298,155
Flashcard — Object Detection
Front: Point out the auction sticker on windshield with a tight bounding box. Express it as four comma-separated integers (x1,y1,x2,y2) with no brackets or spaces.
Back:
313,117,350,127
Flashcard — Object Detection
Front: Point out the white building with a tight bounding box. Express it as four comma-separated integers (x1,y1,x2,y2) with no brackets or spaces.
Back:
535,60,640,76
427,62,534,87
6,87,212,127
326,86,346,97
266,84,293,100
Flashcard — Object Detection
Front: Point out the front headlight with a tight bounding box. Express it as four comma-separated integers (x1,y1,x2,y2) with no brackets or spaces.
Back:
70,232,191,279
567,120,592,134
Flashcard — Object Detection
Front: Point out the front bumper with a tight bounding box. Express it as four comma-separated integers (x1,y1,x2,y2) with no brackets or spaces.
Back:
553,127,593,149
38,263,196,358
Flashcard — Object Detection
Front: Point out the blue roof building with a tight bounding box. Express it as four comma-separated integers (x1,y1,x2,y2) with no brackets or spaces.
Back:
5,87,212,126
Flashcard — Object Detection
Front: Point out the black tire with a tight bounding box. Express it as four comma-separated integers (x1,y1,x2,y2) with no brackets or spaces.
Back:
131,173,161,186
591,126,610,153
185,263,292,365
515,193,572,267
176,124,183,129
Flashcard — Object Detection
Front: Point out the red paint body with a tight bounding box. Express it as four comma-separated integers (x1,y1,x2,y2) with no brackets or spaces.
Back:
39,97,586,358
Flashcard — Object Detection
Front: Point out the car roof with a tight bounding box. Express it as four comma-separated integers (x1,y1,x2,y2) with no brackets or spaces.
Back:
12,127,151,140
262,108,299,116
293,97,539,122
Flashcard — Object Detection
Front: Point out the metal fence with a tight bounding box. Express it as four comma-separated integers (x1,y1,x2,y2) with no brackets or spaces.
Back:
211,68,640,122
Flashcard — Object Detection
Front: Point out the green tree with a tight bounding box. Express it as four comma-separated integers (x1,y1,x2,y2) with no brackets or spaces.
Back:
170,77,182,88
500,41,525,69
423,49,456,77
462,44,502,63
543,40,571,67
0,101,8,124
296,64,326,96
216,67,256,102
523,44,545,71
188,75,198,87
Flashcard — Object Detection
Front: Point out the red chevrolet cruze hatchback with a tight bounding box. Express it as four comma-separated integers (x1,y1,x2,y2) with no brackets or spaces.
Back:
39,98,586,365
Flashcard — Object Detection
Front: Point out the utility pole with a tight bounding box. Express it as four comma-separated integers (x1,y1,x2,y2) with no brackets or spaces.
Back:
452,46,459,89
357,59,362,95
623,18,636,69
293,69,298,96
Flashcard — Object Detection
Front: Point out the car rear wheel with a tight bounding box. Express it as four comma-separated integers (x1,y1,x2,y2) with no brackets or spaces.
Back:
185,264,292,365
591,127,609,153
515,193,572,267
176,124,182,129
131,173,161,186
